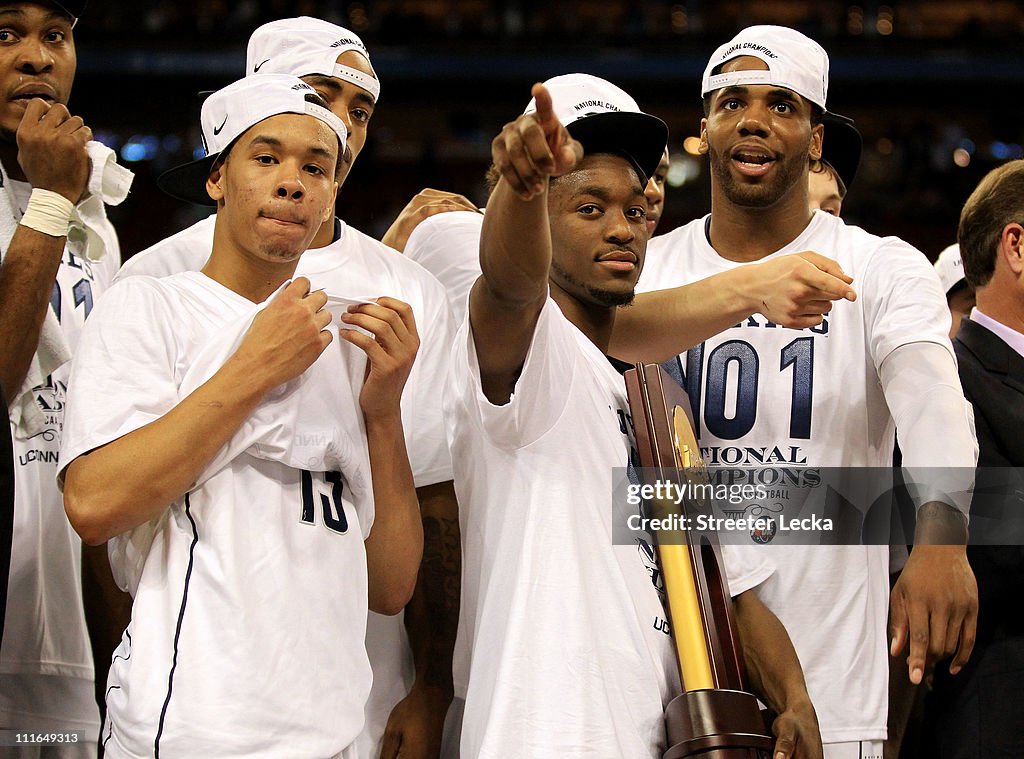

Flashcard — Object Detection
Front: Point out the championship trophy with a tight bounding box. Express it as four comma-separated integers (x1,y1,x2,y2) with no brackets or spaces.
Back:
625,363,775,759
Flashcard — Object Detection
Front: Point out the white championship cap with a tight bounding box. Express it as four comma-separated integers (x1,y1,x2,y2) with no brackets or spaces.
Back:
701,25,830,110
158,74,348,206
523,73,668,182
245,16,380,103
935,243,968,295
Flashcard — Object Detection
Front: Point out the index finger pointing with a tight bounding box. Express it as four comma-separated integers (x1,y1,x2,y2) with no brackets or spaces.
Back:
530,83,560,134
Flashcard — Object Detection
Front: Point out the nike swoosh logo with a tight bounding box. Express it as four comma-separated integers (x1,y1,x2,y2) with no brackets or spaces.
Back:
253,58,271,72
212,116,228,136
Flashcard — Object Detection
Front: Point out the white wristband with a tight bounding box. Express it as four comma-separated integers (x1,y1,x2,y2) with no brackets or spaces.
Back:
20,188,74,237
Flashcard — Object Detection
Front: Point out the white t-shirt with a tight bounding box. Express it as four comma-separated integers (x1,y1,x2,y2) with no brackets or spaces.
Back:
404,210,484,328
299,229,456,759
637,211,959,743
113,212,216,281
119,215,453,488
446,298,771,758
0,178,116,736
59,271,373,758
116,216,455,757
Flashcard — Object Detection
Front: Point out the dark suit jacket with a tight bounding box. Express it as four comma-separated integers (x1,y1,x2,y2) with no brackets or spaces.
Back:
955,316,1024,467
924,317,1024,758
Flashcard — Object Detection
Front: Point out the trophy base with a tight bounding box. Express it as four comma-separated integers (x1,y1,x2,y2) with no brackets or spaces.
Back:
663,688,776,759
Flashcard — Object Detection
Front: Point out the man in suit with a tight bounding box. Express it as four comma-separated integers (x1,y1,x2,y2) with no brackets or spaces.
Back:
924,158,1024,758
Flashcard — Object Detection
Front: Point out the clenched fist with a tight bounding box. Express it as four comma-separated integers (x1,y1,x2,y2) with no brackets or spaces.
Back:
17,98,92,203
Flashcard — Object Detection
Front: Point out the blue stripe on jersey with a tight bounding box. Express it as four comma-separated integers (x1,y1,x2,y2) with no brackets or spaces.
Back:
110,629,132,667
155,493,200,758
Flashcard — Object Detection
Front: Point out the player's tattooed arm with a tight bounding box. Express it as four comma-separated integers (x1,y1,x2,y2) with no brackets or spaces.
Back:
733,590,823,759
409,488,460,691
609,252,857,364
380,481,461,759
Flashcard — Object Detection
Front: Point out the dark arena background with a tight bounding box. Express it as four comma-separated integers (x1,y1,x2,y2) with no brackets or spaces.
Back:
70,1,1024,264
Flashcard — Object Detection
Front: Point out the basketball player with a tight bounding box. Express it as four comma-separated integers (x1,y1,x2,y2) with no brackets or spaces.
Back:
445,75,843,758
384,150,667,279
0,2,130,754
60,75,422,758
631,26,978,759
116,19,459,759
117,16,381,277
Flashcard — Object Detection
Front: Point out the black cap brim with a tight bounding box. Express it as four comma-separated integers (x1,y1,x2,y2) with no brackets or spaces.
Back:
566,112,668,183
157,154,221,207
821,111,862,193
49,1,86,19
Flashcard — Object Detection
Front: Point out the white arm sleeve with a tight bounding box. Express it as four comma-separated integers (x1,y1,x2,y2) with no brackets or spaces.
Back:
879,341,978,516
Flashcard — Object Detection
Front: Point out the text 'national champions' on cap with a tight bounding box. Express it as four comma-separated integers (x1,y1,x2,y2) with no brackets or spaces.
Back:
524,73,668,183
701,25,830,110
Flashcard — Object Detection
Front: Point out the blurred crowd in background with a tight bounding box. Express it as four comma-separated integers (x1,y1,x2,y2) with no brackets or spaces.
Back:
67,1,1024,264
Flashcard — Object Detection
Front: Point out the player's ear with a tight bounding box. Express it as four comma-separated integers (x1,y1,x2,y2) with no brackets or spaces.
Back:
1001,222,1024,276
206,160,226,204
698,119,709,155
809,123,824,161
324,181,339,223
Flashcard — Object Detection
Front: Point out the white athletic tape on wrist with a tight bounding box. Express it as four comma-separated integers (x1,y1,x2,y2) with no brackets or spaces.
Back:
332,64,380,101
20,189,74,237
